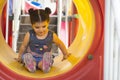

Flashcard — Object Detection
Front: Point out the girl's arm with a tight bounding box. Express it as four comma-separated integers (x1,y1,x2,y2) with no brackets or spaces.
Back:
53,33,70,60
17,32,30,61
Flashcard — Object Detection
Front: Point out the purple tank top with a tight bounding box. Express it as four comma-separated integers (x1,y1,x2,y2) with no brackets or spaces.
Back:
27,30,53,56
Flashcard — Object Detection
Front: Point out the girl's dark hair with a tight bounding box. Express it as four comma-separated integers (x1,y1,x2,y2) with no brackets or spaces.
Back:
28,7,51,24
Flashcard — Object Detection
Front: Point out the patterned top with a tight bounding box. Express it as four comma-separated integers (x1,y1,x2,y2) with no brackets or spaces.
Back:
26,30,53,57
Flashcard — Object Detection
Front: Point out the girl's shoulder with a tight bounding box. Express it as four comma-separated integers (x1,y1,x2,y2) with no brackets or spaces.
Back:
28,29,35,35
29,29,34,33
48,30,57,40
48,30,54,33
48,30,55,36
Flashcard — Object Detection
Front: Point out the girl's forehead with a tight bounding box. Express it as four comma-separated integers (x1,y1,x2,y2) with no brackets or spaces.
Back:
34,21,48,25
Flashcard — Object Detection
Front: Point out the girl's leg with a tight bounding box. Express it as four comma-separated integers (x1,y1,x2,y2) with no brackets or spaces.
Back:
38,60,51,73
23,53,36,72
40,52,52,73
38,61,43,70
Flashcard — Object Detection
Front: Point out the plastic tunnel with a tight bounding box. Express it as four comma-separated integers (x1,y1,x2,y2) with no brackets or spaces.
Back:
0,0,104,80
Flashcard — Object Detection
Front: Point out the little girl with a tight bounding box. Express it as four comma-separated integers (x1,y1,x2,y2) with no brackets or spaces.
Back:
16,7,70,73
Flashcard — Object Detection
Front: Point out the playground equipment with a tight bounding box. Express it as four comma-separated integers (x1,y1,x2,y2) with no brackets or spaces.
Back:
0,0,104,80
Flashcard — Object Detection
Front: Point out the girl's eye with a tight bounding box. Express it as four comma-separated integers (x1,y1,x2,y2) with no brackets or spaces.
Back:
35,26,39,29
42,26,46,28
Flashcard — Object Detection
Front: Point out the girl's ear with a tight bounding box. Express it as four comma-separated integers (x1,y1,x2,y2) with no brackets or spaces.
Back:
31,23,34,28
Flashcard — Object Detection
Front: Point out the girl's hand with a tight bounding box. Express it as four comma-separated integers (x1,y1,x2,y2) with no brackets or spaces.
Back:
62,53,71,61
14,56,22,63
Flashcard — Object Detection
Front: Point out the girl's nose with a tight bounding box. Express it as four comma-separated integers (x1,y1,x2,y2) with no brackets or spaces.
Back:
39,28,43,31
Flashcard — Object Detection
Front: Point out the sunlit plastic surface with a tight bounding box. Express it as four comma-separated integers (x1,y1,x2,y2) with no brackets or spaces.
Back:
0,0,104,80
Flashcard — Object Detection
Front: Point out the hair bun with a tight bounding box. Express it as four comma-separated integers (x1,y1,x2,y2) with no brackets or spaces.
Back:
28,8,34,14
45,7,51,14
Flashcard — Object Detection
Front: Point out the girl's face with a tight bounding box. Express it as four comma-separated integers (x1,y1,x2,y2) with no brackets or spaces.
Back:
32,20,49,36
